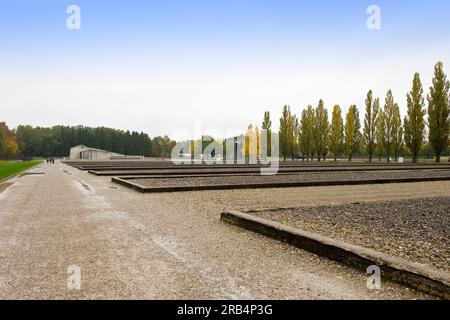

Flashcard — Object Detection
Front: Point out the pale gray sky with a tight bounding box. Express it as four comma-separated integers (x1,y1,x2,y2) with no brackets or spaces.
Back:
1,1,449,140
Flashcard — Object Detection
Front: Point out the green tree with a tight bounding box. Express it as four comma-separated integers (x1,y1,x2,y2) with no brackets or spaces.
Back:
313,100,329,161
13,125,154,158
299,106,315,161
391,103,403,161
291,115,299,160
344,105,361,161
261,111,272,157
329,105,343,161
363,90,379,161
394,125,404,161
279,105,293,161
384,89,397,162
427,62,450,162
376,108,386,161
404,73,426,162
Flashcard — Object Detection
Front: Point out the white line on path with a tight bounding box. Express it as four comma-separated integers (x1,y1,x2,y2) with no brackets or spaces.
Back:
67,168,253,299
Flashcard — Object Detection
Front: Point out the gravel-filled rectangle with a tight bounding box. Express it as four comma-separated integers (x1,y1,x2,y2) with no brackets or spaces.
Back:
124,170,450,188
90,165,450,176
248,197,450,273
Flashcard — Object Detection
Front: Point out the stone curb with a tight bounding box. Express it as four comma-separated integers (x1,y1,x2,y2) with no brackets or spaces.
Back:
221,210,450,300
112,176,450,193
91,166,450,177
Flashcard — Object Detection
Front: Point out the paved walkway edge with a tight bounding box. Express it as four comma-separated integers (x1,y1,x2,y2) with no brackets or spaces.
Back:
0,174,19,184
221,210,450,299
0,162,44,184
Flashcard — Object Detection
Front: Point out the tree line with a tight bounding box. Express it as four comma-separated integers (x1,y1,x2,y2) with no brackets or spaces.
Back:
261,62,449,162
2,61,449,162
0,124,177,159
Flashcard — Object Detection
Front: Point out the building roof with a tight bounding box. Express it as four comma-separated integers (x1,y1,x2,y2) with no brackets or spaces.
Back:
71,145,119,154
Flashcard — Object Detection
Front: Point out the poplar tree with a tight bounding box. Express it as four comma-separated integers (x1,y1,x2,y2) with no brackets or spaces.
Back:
394,125,404,161
329,105,344,161
243,124,255,160
261,111,272,157
427,62,450,162
391,103,403,161
255,126,261,157
300,106,315,161
404,73,426,162
344,105,361,161
384,90,396,162
376,108,386,161
279,105,292,161
291,115,299,160
314,100,329,161
363,90,379,161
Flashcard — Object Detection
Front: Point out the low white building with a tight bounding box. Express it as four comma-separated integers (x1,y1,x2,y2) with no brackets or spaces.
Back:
69,145,124,160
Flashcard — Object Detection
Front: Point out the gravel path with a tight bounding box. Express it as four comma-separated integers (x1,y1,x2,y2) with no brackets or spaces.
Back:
2,163,450,299
250,198,450,272
130,170,450,188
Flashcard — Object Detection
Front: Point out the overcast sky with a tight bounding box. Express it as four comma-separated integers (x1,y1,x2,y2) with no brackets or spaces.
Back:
1,0,449,140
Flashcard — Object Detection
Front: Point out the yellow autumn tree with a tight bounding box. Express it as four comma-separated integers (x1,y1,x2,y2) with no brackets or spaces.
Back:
0,122,19,159
242,124,260,161
255,126,260,157
189,139,201,159
6,135,19,157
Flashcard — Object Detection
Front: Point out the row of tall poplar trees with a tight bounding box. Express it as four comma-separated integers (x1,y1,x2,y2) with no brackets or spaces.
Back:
267,62,449,162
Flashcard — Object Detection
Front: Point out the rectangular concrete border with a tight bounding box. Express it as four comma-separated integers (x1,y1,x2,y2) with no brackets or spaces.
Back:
90,166,450,176
68,162,450,172
111,175,450,193
221,210,450,299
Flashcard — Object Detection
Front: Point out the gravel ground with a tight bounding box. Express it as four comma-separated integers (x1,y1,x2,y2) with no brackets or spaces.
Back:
2,163,450,299
250,197,450,272
67,160,450,167
130,170,450,188
93,165,450,176
73,162,450,172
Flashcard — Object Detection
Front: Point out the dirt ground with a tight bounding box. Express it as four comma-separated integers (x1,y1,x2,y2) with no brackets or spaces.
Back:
1,162,449,299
